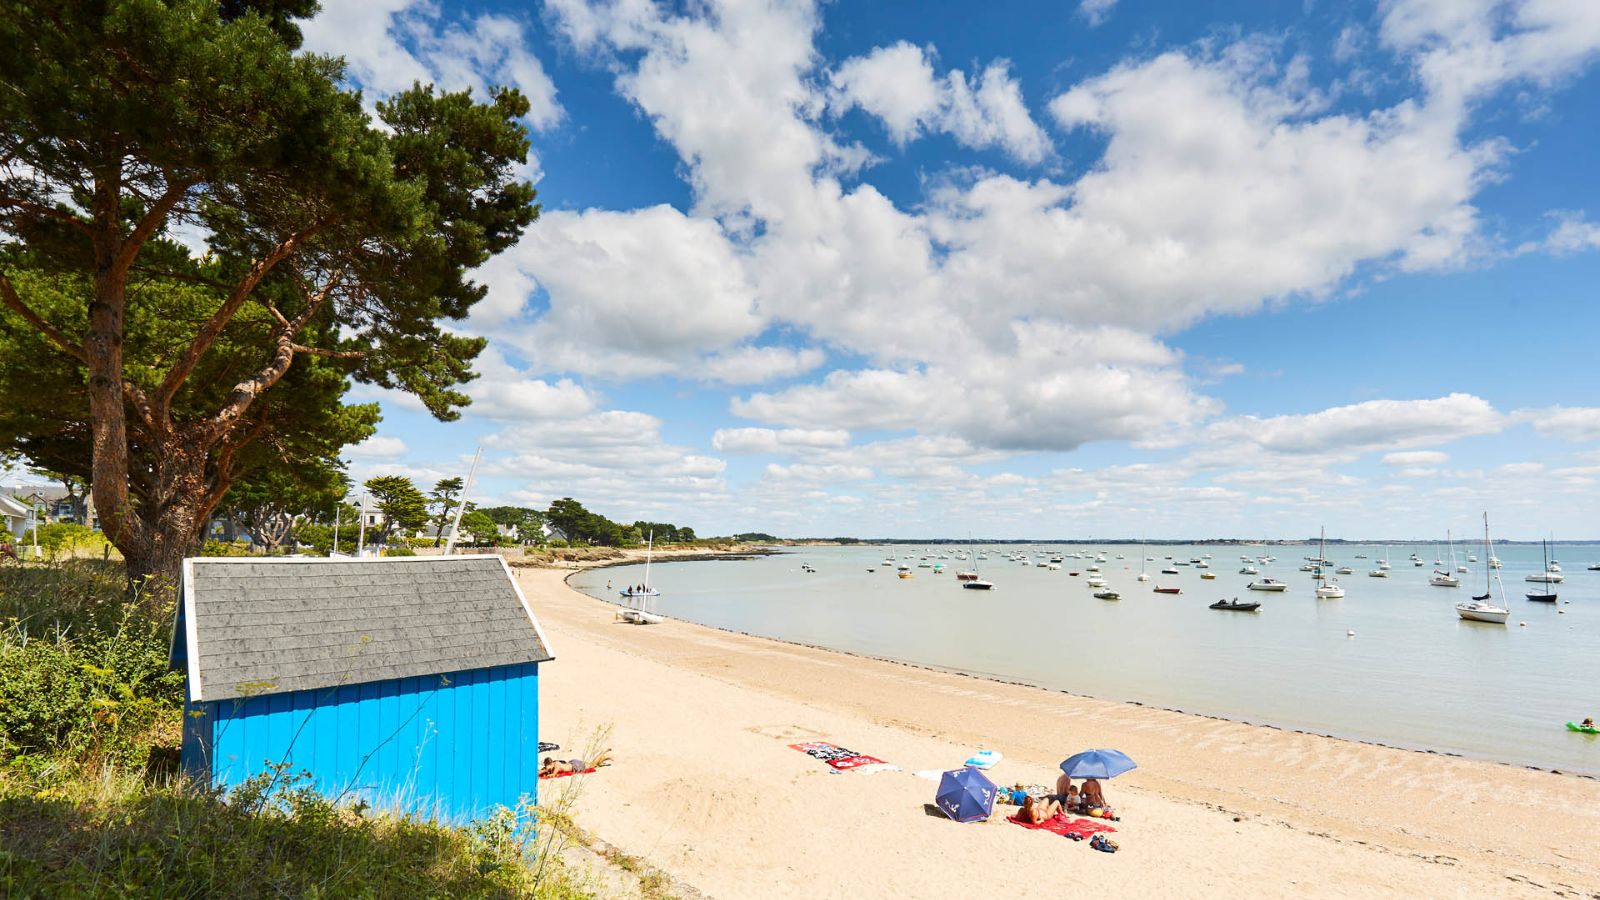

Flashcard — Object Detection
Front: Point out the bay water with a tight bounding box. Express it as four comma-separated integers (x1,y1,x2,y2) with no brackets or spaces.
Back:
571,542,1600,775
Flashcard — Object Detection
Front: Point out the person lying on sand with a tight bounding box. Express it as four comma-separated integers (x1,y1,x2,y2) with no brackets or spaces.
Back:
541,749,614,776
1018,794,1065,824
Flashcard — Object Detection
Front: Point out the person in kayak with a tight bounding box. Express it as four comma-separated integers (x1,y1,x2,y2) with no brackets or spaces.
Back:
1584,717,1596,730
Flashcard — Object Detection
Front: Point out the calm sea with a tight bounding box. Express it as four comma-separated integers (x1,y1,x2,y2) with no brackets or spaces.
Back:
571,543,1600,775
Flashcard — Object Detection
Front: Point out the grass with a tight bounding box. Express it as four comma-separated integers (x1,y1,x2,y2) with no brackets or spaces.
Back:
0,559,616,899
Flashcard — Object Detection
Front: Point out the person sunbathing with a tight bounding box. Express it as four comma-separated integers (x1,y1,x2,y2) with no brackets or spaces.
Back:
540,749,613,777
1017,794,1064,824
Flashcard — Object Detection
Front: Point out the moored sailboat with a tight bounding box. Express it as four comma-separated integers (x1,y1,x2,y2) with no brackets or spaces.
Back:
1456,514,1510,624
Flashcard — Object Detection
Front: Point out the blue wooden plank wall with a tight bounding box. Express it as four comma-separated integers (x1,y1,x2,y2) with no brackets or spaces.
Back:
183,661,540,822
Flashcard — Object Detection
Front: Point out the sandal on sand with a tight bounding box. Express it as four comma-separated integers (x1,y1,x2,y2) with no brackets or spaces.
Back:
1089,835,1119,853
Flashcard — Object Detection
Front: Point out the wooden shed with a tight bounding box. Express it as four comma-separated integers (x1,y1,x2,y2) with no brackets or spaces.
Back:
172,555,555,821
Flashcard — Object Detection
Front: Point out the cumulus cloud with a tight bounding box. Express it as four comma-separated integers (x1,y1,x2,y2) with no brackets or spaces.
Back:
711,428,851,454
465,348,598,420
1380,0,1600,107
1527,406,1600,442
830,43,1052,163
1382,450,1449,466
700,346,826,384
1202,393,1503,456
302,1,561,129
346,435,410,459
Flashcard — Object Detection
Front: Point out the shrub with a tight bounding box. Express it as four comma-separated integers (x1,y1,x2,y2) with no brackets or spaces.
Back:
382,545,416,557
200,540,252,557
17,523,106,559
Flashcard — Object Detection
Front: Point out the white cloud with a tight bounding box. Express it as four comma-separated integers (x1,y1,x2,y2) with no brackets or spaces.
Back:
1382,450,1449,466
700,346,826,385
511,206,761,378
1536,212,1600,255
1527,406,1600,442
1080,0,1119,27
465,348,598,420
1202,393,1503,456
347,435,410,459
830,43,1052,163
302,1,562,129
764,462,875,483
711,428,851,454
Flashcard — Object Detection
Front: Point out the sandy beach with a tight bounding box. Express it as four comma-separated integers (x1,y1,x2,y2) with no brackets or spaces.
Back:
524,565,1600,898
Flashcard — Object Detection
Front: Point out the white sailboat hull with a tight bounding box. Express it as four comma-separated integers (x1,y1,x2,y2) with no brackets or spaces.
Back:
1455,603,1510,624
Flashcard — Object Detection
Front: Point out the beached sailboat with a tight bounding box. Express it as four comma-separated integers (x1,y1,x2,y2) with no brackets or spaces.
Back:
620,531,663,624
1457,514,1510,624
1526,538,1558,602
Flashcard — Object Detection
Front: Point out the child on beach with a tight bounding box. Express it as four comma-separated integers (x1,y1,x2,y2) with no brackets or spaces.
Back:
540,749,614,777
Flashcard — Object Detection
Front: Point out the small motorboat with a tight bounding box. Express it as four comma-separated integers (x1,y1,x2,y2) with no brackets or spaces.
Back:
1200,572,1217,580
1247,578,1287,592
1153,586,1181,594
1209,598,1260,612
1093,590,1120,600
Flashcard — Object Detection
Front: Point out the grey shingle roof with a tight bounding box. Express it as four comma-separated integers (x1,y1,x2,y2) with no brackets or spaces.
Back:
180,556,553,702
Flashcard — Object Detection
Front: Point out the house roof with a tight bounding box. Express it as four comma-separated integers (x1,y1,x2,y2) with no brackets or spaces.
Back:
178,555,554,702
0,494,32,518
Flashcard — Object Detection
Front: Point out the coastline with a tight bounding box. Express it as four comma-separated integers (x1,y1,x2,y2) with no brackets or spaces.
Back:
527,563,1600,898
566,569,1597,781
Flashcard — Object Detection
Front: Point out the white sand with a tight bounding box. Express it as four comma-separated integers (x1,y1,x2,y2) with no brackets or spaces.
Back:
524,566,1600,898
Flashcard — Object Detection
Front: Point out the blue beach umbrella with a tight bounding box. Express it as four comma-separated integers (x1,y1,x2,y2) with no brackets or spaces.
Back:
935,767,998,823
1059,749,1137,780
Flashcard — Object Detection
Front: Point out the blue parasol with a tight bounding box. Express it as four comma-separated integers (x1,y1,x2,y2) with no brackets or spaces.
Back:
1059,748,1137,780
935,766,997,823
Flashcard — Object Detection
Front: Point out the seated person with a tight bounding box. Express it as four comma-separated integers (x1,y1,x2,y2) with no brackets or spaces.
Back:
1079,777,1107,810
1017,794,1064,824
540,749,614,777
1584,717,1596,729
1054,772,1074,800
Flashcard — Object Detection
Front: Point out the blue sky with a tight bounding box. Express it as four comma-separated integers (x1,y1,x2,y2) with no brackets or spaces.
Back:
276,0,1600,540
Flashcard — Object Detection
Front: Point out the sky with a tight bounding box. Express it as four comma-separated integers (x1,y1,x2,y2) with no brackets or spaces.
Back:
221,0,1600,540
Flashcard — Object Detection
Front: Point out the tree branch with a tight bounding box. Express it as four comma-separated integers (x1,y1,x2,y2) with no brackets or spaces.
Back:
113,175,195,277
0,196,91,234
0,269,88,362
153,218,335,414
198,267,347,447
290,344,364,359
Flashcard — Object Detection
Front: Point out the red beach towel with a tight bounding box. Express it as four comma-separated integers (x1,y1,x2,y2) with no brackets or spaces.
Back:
788,741,888,770
539,767,597,780
1008,814,1117,839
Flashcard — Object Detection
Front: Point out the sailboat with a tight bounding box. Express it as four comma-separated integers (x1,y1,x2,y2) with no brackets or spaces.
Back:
962,536,994,590
1526,535,1564,583
1456,514,1510,623
1315,527,1344,599
619,531,663,624
1429,530,1460,587
1526,538,1558,602
1369,545,1389,577
1136,533,1150,582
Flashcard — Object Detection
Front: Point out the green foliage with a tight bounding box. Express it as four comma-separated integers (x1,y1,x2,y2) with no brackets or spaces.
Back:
0,0,538,588
364,475,429,543
200,540,252,557
459,510,500,546
289,522,355,556
480,506,545,544
381,545,416,557
0,562,181,770
220,460,355,552
18,523,105,558
429,476,465,546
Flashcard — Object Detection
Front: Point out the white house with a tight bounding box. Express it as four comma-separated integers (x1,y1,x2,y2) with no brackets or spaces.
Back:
1,494,35,541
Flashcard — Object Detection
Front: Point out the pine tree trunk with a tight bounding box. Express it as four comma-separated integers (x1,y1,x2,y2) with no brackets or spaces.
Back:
117,444,215,597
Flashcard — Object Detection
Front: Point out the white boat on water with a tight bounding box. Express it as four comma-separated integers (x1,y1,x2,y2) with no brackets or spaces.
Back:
1239,565,1259,575
1430,530,1460,587
1314,530,1344,598
1456,513,1510,624
1248,578,1288,592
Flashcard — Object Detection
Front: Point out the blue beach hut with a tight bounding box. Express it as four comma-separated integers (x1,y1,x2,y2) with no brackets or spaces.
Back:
171,555,555,821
